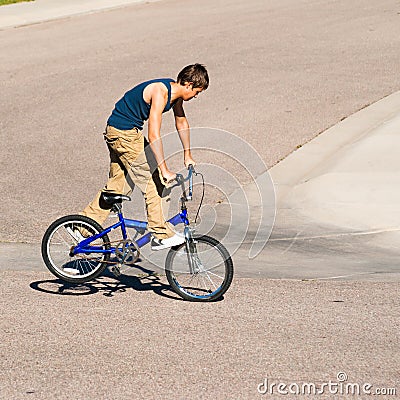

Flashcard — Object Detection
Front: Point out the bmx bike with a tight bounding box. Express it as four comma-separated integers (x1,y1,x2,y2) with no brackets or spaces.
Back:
41,166,234,302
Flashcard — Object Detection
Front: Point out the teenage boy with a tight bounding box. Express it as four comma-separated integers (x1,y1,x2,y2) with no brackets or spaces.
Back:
81,64,209,250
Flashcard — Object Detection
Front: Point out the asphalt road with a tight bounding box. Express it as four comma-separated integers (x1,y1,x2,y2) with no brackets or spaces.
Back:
1,0,400,242
1,1,400,399
1,271,399,399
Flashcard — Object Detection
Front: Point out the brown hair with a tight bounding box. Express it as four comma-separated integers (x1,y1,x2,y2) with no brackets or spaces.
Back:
177,64,209,90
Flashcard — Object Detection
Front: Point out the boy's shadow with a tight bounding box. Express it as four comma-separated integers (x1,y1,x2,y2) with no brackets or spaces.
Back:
30,264,182,300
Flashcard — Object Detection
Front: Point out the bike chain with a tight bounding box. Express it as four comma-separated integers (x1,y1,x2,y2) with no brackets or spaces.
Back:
73,238,140,265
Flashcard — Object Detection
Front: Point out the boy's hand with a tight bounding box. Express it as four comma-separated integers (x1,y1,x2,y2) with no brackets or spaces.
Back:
161,169,177,184
184,154,196,169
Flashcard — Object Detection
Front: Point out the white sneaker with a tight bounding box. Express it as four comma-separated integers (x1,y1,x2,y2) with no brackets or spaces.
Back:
151,233,185,251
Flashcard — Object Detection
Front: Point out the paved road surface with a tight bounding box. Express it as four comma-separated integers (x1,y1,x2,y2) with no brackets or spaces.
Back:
1,0,400,242
1,271,398,399
1,1,399,398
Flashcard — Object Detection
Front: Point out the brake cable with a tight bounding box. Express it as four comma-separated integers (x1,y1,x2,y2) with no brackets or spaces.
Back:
193,170,205,225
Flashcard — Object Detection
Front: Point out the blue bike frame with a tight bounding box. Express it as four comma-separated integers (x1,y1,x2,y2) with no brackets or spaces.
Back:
72,211,189,256
72,167,193,256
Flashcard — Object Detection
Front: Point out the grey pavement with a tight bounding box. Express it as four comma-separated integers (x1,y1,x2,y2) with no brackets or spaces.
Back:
2,0,400,244
1,271,398,399
1,1,400,399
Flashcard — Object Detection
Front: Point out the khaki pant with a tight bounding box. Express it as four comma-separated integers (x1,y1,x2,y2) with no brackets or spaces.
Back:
82,125,175,239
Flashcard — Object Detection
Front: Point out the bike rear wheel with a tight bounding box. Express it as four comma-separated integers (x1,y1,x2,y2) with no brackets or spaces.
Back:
165,235,233,302
41,215,110,283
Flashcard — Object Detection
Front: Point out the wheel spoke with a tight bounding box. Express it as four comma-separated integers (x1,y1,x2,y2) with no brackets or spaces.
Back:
203,270,224,280
198,272,210,293
202,272,219,292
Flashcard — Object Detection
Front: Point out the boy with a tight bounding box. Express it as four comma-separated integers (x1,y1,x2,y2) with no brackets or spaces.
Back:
81,64,209,250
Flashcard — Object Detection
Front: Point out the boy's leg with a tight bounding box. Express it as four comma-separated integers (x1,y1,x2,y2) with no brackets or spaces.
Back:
104,126,175,240
81,143,129,226
127,152,175,240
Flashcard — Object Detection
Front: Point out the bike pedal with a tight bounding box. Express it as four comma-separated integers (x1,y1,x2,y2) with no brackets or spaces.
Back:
111,264,121,277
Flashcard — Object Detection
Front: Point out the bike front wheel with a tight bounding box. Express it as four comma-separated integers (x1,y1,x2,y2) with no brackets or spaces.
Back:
41,214,111,284
165,235,234,302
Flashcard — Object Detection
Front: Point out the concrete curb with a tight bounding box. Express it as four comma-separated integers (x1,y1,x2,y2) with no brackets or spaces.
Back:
269,90,400,201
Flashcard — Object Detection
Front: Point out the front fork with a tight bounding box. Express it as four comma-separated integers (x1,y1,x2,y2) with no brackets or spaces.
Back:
180,196,201,274
183,225,200,274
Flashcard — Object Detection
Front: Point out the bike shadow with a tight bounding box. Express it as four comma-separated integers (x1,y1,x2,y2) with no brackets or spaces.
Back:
30,264,182,301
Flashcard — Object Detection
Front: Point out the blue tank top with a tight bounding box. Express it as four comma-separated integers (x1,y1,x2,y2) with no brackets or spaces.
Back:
107,78,175,130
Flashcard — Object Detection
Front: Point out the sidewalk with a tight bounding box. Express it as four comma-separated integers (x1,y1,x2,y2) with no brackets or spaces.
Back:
270,90,400,231
0,0,157,29
267,91,400,279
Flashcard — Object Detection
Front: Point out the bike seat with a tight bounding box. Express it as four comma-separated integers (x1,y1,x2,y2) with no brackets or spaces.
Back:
101,192,131,205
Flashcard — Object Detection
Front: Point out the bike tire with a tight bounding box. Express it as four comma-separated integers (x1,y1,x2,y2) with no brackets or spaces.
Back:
41,214,111,283
165,235,234,302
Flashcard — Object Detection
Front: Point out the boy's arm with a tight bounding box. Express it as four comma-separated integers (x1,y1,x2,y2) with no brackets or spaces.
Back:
173,99,196,168
148,86,176,182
